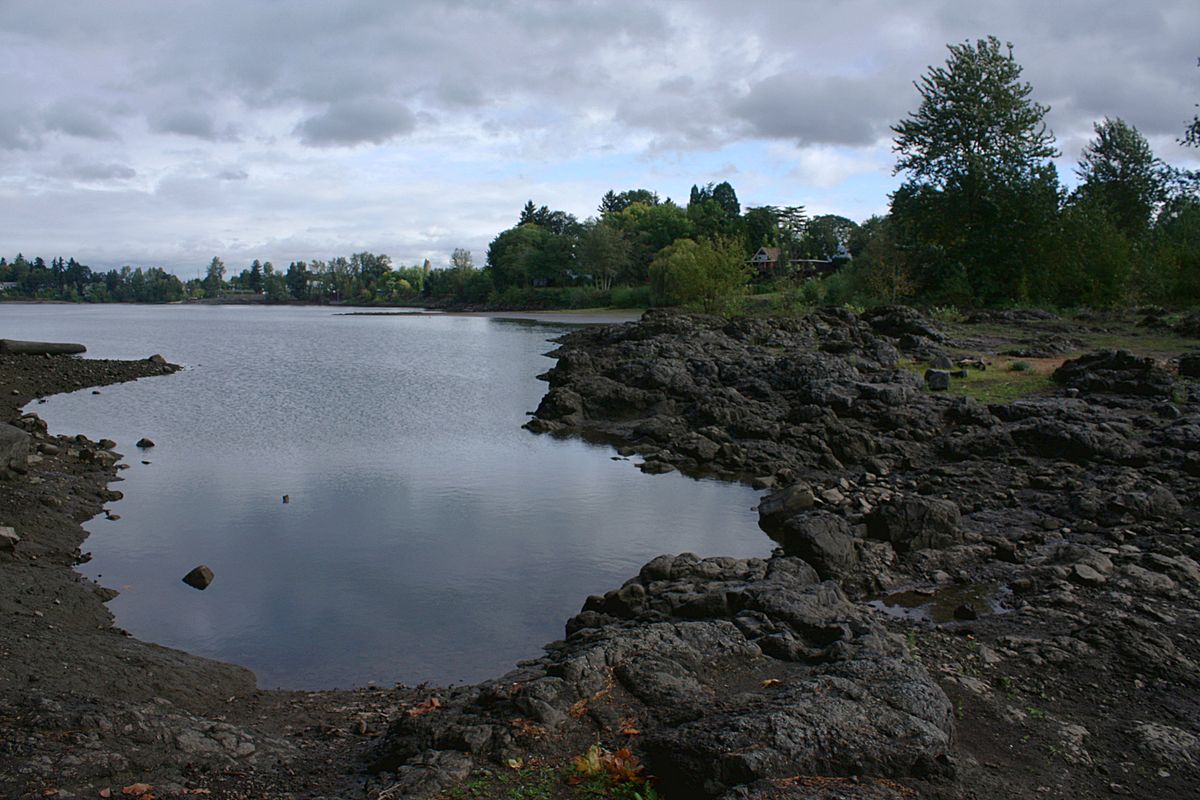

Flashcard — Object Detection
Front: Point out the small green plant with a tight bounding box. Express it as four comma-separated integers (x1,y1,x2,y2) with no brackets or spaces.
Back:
928,305,966,324
1026,705,1046,718
1008,360,1032,372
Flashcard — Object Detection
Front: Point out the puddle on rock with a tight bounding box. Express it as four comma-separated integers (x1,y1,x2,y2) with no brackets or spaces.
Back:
867,581,1012,623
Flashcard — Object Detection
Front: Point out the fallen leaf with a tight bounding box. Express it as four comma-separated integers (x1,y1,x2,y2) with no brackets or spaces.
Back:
506,757,524,770
121,785,153,797
404,697,441,718
42,790,59,797
568,698,589,718
618,716,641,736
510,717,545,737
572,743,604,777
761,678,782,688
99,791,112,799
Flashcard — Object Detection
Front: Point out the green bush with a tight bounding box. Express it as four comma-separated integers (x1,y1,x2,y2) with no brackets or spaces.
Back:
610,285,652,308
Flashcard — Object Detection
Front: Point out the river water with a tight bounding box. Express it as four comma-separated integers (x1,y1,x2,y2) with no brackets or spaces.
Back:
2,304,770,689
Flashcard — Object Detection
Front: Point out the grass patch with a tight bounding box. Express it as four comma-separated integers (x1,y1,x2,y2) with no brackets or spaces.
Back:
903,357,1059,404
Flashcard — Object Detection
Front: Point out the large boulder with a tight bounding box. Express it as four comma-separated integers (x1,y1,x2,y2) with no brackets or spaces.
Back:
866,496,962,553
757,483,815,529
1053,350,1175,398
779,512,858,579
860,306,946,343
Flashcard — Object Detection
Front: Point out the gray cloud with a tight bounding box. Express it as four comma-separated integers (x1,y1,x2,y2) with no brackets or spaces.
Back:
43,102,120,141
295,100,417,147
733,74,909,147
53,158,137,182
150,109,220,140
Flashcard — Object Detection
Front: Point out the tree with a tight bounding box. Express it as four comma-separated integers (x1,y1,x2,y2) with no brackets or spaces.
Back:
599,189,660,215
1075,117,1166,240
891,36,1061,305
204,256,226,298
743,207,780,250
248,259,264,293
799,215,858,259
285,261,310,300
649,237,749,313
578,219,631,291
1184,56,1200,148
450,248,474,271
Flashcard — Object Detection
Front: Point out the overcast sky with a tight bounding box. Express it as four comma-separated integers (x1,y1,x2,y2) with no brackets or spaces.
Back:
2,0,1198,276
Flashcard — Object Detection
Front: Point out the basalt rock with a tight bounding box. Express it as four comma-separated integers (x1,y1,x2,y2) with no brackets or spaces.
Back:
375,553,953,798
1053,350,1175,398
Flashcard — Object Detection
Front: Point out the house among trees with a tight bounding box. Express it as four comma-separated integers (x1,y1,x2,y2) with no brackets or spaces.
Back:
748,244,853,281
747,247,783,276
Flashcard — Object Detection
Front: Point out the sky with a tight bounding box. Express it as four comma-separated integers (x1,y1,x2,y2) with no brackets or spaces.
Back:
1,0,1198,277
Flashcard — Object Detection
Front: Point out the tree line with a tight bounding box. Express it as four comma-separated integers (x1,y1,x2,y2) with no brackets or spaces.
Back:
4,37,1197,312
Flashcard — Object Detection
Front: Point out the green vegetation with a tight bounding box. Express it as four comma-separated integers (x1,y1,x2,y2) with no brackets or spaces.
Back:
902,358,1056,404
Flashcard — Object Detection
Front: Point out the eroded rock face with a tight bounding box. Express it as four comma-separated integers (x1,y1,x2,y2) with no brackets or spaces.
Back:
374,554,953,798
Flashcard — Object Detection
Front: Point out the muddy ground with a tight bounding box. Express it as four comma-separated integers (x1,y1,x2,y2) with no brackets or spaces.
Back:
1,309,1199,799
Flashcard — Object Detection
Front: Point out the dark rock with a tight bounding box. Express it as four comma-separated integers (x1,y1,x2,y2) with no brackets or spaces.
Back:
1180,354,1200,378
0,526,18,551
779,512,858,579
98,439,117,450
953,603,978,621
757,483,815,528
147,353,168,365
924,369,951,391
1,423,31,475
182,565,215,590
866,496,962,552
1053,350,1175,398
136,437,155,449
861,306,946,342
0,339,86,355
931,355,953,370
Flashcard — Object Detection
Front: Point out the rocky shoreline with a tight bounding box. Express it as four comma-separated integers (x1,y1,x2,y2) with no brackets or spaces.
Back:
3,309,1200,799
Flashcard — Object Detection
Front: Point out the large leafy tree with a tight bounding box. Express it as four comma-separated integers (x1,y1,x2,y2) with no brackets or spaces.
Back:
1075,117,1166,240
891,36,1061,305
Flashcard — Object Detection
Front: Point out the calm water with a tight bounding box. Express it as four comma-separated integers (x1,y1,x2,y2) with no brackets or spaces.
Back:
2,305,769,689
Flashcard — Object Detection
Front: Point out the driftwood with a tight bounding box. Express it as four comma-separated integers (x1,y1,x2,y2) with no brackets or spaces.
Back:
0,339,86,355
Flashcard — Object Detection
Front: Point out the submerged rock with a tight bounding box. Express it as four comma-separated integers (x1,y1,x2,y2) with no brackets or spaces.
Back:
182,565,215,590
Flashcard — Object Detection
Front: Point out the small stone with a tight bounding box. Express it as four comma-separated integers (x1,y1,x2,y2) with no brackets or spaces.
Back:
136,438,155,449
931,355,953,370
98,439,117,450
182,565,215,590
1071,563,1107,587
92,390,101,395
953,603,978,621
0,526,19,551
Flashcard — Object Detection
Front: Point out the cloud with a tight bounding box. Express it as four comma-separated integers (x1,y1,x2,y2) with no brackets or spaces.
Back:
733,74,908,147
52,158,137,182
295,100,417,147
150,108,220,140
215,167,249,181
43,103,120,141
